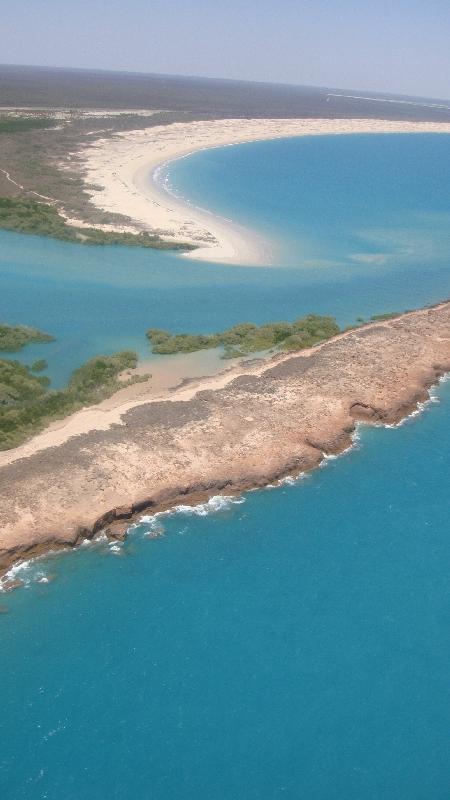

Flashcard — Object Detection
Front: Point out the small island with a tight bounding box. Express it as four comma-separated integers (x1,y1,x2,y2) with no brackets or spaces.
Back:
147,315,341,358
0,321,54,352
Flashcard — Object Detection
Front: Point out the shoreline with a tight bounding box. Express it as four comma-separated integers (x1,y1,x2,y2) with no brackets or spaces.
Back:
0,349,266,470
1,301,450,585
4,376,445,589
145,153,275,265
71,117,450,265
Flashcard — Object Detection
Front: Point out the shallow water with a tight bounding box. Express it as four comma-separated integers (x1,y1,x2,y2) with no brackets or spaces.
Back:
168,133,450,271
1,134,450,385
1,133,450,798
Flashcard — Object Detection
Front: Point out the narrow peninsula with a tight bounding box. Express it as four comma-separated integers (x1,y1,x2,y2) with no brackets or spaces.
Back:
1,301,450,583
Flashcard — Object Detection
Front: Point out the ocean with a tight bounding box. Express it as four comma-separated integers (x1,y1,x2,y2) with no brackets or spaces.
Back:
1,133,450,798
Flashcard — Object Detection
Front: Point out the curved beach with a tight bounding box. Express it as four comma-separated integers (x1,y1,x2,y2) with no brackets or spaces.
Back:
72,117,450,265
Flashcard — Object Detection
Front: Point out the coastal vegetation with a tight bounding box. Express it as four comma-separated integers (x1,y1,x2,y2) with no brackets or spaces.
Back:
0,351,144,449
30,359,48,372
0,322,54,352
0,308,407,449
147,315,341,358
0,197,195,251
0,116,59,134
370,311,400,321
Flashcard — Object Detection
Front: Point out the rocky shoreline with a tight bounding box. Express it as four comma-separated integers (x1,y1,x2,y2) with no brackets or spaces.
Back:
1,301,450,587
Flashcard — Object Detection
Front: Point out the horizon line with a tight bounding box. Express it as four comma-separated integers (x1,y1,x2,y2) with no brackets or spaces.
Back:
1,62,449,106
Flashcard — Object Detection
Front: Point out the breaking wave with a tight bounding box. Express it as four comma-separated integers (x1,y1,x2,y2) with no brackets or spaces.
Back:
140,494,246,535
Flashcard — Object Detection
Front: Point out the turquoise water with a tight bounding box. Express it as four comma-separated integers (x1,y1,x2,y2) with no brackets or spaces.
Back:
1,134,450,798
2,383,450,799
1,134,450,385
168,133,450,270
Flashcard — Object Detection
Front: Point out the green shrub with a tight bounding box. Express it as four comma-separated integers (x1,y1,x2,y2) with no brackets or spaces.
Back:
0,350,140,450
0,322,54,352
0,197,195,251
30,359,48,372
370,312,400,321
147,314,341,358
0,117,58,134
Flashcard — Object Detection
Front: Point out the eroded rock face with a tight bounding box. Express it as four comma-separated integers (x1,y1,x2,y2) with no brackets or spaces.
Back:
1,302,450,574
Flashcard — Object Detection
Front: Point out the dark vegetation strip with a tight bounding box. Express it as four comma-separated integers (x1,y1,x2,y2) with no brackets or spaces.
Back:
0,117,59,134
0,323,54,352
0,197,195,251
147,316,342,358
147,311,403,358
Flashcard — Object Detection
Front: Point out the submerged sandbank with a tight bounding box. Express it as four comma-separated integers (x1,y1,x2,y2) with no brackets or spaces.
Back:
71,118,450,265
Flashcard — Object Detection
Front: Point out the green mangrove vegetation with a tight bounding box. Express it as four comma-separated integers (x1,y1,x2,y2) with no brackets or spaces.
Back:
0,322,54,352
147,315,341,358
0,116,59,134
0,306,406,449
370,311,400,321
30,359,48,372
0,351,144,450
0,197,195,251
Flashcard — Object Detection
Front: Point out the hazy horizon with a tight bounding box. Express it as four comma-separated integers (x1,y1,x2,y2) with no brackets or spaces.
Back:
2,62,450,105
2,0,450,101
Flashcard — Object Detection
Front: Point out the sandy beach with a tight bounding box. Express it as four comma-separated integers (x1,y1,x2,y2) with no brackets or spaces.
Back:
70,117,450,265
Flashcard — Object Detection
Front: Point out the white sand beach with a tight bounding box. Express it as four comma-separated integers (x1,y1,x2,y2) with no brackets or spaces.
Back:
69,117,450,265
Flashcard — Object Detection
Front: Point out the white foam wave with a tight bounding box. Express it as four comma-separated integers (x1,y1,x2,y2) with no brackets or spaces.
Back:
0,558,37,591
320,452,339,464
140,494,245,532
174,495,245,516
383,394,440,429
0,557,55,592
272,474,306,487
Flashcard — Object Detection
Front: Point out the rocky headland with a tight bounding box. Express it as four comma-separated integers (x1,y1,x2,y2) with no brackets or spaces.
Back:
1,301,450,582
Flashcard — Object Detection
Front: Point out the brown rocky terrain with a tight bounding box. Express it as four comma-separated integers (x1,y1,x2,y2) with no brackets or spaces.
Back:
1,301,450,581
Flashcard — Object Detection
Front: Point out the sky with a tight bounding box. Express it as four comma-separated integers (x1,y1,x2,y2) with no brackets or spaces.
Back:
2,0,450,100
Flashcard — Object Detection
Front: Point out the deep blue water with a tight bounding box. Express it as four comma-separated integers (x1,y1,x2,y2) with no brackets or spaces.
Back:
1,134,450,798
2,383,450,799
